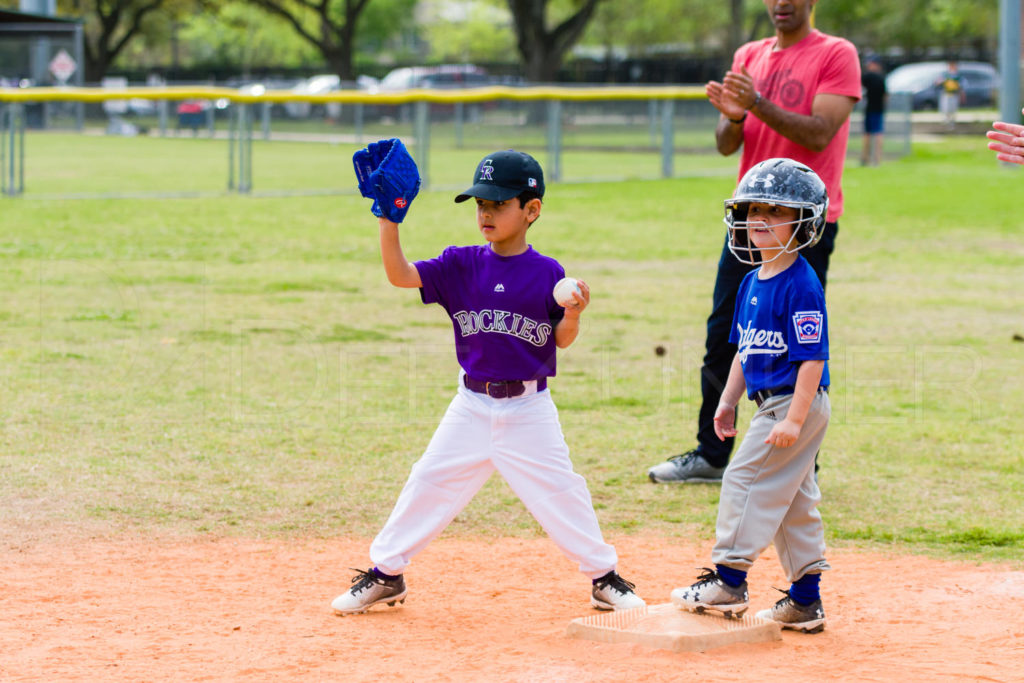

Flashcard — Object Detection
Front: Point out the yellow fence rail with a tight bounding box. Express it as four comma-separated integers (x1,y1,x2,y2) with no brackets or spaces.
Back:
0,85,709,105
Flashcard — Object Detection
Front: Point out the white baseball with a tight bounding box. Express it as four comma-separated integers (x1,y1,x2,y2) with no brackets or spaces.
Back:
553,277,582,307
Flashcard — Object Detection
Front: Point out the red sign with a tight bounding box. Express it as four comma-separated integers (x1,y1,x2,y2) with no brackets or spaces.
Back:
49,50,77,83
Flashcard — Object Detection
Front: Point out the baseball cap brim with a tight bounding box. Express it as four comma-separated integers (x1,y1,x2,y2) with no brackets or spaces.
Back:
454,183,522,203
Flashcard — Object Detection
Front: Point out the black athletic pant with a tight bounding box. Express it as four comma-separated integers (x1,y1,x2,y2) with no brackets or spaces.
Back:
696,222,838,468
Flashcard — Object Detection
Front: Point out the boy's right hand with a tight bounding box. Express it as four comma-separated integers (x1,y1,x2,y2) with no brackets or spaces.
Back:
713,402,737,441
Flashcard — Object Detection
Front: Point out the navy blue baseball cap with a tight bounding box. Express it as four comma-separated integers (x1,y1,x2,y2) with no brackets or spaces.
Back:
454,150,545,203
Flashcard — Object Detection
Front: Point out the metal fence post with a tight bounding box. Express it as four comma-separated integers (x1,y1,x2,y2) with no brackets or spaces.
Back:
901,93,912,159
546,99,562,183
261,101,271,141
454,101,464,149
239,104,252,193
648,99,659,146
158,99,168,137
18,102,23,195
354,103,364,145
660,98,675,179
227,104,236,191
2,103,25,196
414,99,430,190
1,105,6,195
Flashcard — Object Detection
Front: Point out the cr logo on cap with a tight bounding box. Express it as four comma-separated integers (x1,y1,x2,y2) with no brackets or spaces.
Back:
480,159,494,181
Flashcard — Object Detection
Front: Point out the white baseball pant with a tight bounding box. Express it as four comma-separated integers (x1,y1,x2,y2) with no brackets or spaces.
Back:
369,376,619,579
712,390,832,582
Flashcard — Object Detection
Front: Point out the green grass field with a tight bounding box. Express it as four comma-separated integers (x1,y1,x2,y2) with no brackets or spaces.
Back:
1,134,1021,563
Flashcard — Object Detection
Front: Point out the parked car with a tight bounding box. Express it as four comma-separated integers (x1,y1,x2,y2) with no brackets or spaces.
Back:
284,74,342,119
376,64,494,92
885,61,998,110
283,74,379,119
372,65,510,122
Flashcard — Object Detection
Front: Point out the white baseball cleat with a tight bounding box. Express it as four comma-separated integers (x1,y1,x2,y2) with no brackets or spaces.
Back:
671,568,749,618
332,568,407,615
591,571,646,611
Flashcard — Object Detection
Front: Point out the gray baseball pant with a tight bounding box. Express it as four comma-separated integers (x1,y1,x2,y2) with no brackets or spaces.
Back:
712,390,832,582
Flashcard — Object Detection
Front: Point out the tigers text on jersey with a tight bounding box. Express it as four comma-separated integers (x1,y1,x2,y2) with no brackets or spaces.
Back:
729,256,830,397
414,244,566,382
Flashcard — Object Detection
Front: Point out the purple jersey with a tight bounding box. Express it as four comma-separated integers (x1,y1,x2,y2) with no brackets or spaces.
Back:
415,245,566,382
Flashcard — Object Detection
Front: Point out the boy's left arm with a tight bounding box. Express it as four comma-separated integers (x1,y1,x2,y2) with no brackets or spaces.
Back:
554,280,590,348
765,360,825,448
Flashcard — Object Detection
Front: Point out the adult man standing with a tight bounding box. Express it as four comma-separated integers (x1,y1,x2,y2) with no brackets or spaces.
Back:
647,0,860,485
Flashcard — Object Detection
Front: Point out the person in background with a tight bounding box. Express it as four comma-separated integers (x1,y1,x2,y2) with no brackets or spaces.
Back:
860,56,887,166
937,61,963,129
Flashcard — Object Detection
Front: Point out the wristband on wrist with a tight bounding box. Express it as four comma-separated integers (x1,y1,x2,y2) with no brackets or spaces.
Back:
728,112,747,125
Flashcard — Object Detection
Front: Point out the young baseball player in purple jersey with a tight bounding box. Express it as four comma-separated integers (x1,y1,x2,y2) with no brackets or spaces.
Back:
332,148,645,615
672,158,832,634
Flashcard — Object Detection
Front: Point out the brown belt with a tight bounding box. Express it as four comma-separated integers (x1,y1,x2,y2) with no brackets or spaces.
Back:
463,375,547,399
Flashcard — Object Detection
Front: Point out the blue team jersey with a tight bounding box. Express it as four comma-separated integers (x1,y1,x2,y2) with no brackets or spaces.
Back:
414,244,566,382
729,256,830,398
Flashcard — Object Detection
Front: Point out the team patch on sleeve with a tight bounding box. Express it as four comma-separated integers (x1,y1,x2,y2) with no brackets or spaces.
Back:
792,311,823,344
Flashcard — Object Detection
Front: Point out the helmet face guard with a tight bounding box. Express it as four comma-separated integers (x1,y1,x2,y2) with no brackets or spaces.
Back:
724,202,825,265
723,158,829,266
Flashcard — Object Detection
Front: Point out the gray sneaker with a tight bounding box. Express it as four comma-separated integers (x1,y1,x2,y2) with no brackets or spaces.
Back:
671,568,749,618
647,449,726,483
331,568,407,615
591,571,646,611
756,591,826,633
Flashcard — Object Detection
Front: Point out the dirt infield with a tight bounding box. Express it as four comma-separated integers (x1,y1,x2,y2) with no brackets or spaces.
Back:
2,533,1022,681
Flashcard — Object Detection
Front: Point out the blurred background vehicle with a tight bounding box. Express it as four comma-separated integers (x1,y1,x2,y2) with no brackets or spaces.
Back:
885,61,998,110
376,64,495,92
282,74,380,119
284,74,341,119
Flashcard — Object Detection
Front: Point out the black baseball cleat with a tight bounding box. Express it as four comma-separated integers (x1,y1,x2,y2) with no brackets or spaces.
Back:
756,590,826,633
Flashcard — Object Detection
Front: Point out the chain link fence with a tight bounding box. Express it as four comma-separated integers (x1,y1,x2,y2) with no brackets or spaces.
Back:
0,85,911,199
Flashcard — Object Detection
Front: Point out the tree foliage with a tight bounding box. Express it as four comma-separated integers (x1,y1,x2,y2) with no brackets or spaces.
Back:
506,0,604,82
59,0,199,81
420,0,515,63
814,0,997,57
47,0,1002,84
238,0,414,79
173,3,320,72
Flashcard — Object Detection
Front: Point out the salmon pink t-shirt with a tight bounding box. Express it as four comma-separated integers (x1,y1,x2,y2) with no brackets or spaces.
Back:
733,30,861,222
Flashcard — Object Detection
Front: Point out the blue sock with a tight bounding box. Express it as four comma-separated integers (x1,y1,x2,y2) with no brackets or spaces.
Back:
789,572,821,605
715,564,747,588
372,567,400,581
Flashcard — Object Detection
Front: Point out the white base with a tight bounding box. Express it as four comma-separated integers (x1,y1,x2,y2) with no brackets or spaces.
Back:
566,602,782,653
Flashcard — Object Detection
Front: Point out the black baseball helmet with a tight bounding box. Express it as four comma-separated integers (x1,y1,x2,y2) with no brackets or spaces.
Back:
723,157,829,265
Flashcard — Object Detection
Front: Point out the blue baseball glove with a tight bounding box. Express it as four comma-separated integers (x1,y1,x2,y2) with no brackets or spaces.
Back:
352,138,421,223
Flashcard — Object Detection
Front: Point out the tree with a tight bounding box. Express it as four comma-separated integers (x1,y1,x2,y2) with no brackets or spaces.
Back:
506,0,604,83
241,0,413,79
174,3,320,73
421,0,515,63
814,0,997,59
61,0,191,81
